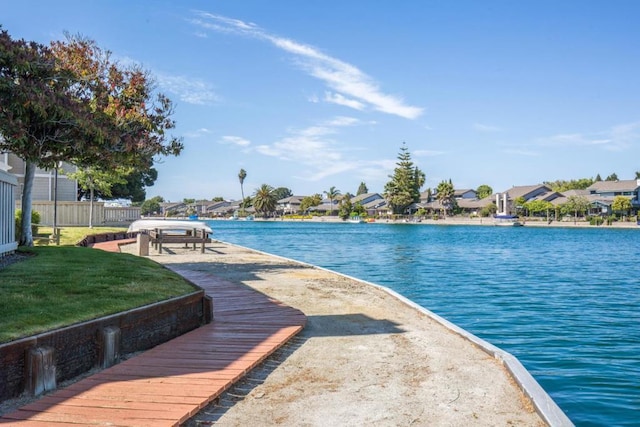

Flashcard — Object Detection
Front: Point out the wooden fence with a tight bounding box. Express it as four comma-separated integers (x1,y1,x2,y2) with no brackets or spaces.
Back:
1,170,18,257
17,201,141,227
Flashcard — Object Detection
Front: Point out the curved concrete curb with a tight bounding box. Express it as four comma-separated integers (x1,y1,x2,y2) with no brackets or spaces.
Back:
219,240,574,427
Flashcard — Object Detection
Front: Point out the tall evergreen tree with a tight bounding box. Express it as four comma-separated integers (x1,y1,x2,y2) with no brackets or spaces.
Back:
383,143,425,214
356,182,368,195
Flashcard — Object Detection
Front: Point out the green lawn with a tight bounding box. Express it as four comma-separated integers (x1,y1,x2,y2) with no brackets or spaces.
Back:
35,226,129,246
0,245,198,343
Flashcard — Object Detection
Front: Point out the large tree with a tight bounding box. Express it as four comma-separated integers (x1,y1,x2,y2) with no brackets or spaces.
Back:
561,195,591,223
611,196,632,218
0,30,182,245
79,163,158,203
476,184,493,199
273,187,293,201
68,166,129,227
300,193,322,214
140,195,164,216
383,143,425,214
1,30,95,245
252,184,277,217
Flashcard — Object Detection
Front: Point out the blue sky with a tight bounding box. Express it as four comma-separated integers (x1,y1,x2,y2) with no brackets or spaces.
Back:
3,1,640,202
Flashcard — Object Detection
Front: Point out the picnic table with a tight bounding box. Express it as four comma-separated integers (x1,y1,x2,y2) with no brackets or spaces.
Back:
127,219,212,254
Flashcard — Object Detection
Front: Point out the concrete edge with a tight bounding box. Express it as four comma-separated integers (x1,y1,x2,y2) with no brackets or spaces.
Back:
215,239,574,427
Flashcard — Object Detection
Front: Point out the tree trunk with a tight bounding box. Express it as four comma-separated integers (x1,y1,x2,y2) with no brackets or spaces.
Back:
89,187,94,228
20,160,36,247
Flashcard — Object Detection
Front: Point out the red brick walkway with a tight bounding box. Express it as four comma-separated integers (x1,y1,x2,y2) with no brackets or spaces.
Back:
1,254,306,426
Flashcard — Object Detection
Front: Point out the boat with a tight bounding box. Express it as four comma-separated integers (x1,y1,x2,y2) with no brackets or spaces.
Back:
348,216,365,224
493,214,524,227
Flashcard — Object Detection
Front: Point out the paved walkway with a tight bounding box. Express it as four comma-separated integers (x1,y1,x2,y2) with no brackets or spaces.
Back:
0,253,306,426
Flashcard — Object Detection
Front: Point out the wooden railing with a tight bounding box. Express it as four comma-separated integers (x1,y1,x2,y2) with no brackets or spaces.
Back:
0,170,18,257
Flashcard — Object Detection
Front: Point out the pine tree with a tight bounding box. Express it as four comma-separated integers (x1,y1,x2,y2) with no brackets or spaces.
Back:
356,182,368,195
383,143,425,214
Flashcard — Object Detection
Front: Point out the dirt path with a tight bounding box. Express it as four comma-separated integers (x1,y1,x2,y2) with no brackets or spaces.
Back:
144,241,547,427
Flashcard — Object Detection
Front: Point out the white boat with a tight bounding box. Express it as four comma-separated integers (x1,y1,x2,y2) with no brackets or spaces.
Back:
493,214,523,227
348,216,365,223
128,219,213,234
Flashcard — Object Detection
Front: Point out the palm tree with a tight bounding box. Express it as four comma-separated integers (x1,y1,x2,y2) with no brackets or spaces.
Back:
435,180,455,218
324,186,341,216
238,169,247,215
253,184,277,217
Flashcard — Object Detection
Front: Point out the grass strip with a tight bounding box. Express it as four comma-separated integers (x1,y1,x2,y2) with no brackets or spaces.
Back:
35,226,128,246
0,246,198,343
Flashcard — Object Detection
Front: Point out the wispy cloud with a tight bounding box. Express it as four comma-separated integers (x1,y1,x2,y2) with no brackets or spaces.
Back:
220,135,251,147
189,12,423,119
473,123,503,132
535,121,640,151
324,92,366,110
251,116,374,181
156,73,220,105
183,128,212,138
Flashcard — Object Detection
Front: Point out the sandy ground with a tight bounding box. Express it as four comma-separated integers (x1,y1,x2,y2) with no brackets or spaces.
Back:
143,241,547,427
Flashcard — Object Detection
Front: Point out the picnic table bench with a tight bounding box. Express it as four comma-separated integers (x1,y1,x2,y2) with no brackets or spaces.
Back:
127,219,213,254
149,227,211,253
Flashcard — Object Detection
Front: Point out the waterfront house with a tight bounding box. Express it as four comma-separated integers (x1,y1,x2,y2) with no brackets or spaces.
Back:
204,200,233,217
278,196,306,215
160,202,186,217
351,193,388,216
585,179,640,215
494,184,560,215
454,188,478,199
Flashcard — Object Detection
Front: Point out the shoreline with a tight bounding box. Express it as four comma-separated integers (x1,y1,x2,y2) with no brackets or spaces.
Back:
205,215,640,229
147,241,571,426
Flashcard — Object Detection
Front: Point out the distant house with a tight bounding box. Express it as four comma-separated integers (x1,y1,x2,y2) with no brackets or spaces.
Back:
585,179,640,215
454,189,477,199
159,202,186,217
310,198,341,215
494,184,561,215
1,152,77,202
278,196,306,215
351,193,387,216
204,200,233,217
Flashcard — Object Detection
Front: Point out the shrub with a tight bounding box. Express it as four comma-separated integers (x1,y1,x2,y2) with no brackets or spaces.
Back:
15,209,41,240
589,216,604,226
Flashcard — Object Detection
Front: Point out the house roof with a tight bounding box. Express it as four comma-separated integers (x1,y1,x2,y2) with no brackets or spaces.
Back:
504,184,552,200
278,196,306,204
352,192,384,204
454,189,476,197
587,179,640,193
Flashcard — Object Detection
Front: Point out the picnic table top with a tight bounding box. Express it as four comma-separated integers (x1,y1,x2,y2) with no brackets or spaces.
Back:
127,219,213,234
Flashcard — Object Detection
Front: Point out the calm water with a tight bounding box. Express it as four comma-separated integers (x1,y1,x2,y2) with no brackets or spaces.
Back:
206,220,640,427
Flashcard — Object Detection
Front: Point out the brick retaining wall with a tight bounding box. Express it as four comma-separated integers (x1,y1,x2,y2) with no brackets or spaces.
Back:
0,290,211,401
